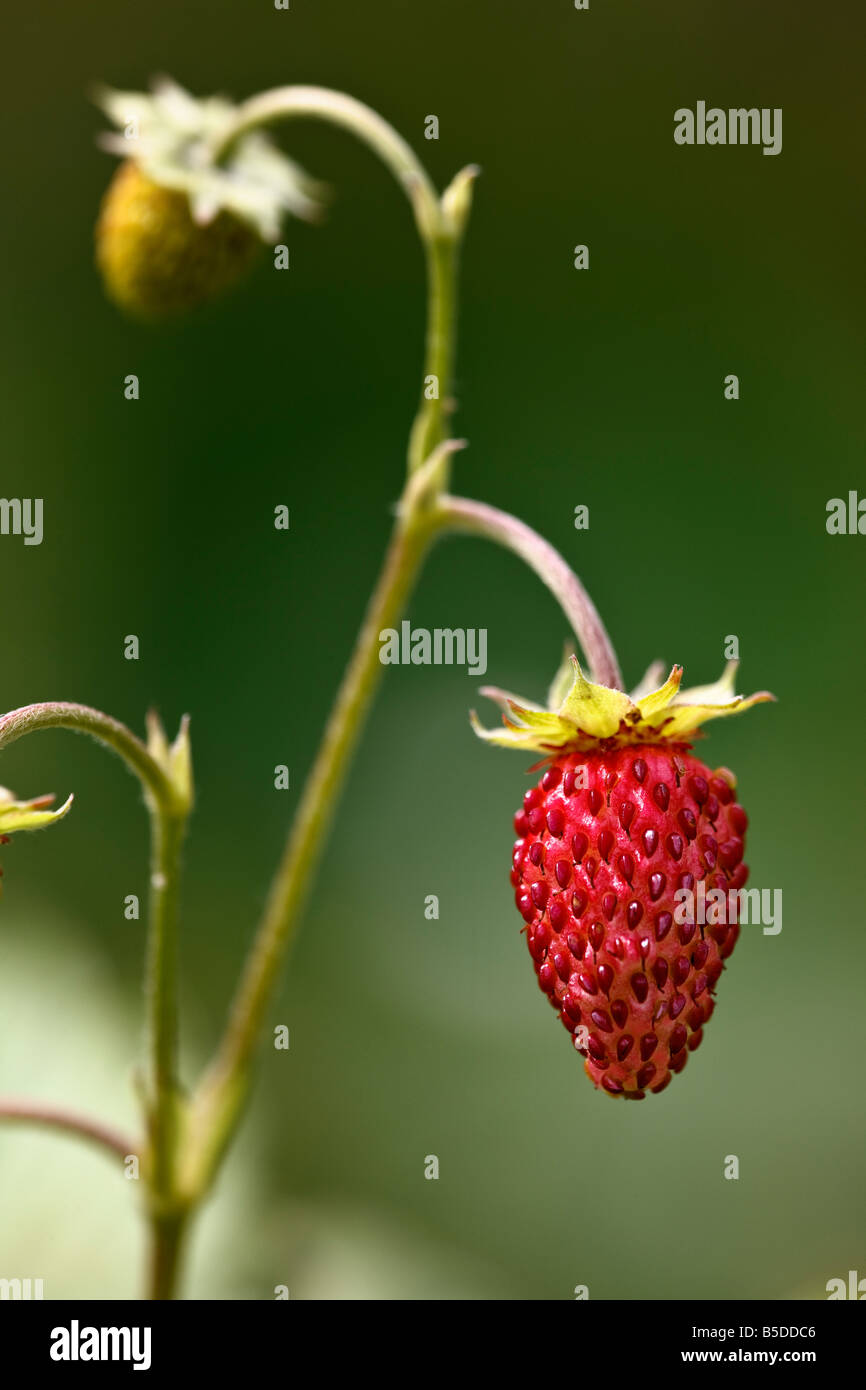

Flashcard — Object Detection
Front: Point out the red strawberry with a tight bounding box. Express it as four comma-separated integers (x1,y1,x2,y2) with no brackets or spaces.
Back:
512,745,748,1097
473,656,773,1099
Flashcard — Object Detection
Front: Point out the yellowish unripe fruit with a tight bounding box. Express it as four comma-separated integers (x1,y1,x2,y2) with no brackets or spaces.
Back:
95,162,262,319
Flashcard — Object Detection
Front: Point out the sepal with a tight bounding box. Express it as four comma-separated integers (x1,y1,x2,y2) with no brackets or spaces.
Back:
146,711,194,815
472,653,774,754
96,76,325,239
0,787,74,834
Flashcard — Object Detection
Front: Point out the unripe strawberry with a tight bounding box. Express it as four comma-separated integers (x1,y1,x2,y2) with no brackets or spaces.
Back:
93,77,324,319
474,657,773,1099
96,162,262,320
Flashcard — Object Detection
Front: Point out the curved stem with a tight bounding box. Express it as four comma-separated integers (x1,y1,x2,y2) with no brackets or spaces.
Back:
0,1098,134,1161
0,699,189,1296
0,702,175,813
211,86,441,236
437,495,623,689
210,85,460,477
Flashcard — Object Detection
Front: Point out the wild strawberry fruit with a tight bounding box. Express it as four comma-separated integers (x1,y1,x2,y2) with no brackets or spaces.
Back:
93,77,325,318
473,657,773,1099
95,162,262,320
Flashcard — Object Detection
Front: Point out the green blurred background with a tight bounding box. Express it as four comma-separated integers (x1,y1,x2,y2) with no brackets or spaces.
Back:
1,0,863,1299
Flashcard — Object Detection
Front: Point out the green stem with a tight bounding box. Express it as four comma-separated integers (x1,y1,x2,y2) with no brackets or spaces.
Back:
0,700,190,1297
184,90,470,1179
408,231,459,474
192,493,443,1173
0,702,175,812
210,85,461,476
146,810,186,1198
148,1210,189,1301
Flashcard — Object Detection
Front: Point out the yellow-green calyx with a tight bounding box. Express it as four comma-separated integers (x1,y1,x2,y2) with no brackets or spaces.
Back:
145,710,194,816
0,787,73,834
95,77,325,238
0,787,73,895
471,654,774,755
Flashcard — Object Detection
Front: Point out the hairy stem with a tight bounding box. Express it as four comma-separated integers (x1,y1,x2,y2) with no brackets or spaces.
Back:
0,702,175,812
0,1099,134,1161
